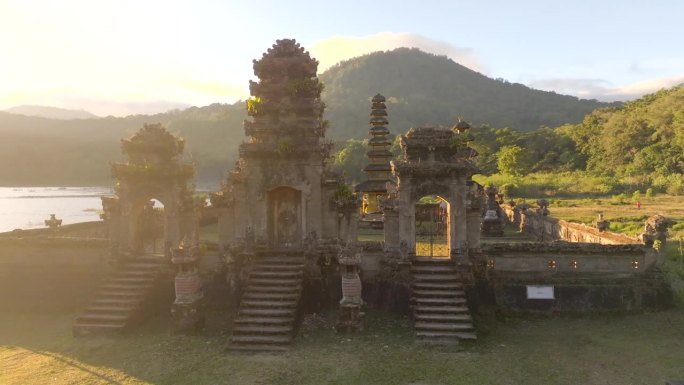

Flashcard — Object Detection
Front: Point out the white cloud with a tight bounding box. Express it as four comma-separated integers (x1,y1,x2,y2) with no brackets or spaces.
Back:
309,32,485,73
529,74,684,102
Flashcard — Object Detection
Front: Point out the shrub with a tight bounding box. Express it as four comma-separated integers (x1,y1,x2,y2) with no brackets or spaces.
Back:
610,193,628,205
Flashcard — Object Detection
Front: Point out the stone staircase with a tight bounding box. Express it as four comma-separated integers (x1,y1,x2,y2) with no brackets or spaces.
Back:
227,252,305,352
411,257,476,344
73,255,165,336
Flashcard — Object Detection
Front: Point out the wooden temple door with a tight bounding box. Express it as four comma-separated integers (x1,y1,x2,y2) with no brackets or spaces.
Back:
268,186,302,249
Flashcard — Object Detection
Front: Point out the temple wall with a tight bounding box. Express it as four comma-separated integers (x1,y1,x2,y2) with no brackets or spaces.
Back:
0,237,112,311
477,243,670,312
502,205,641,245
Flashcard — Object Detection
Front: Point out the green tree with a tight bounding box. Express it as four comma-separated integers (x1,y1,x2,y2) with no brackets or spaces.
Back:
332,139,368,183
497,145,528,176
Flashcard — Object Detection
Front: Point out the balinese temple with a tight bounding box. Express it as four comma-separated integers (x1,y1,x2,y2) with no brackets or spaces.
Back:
211,39,357,251
355,94,395,217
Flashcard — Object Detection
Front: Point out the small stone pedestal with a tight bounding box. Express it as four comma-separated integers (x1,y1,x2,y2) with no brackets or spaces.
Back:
481,186,505,237
336,246,364,333
170,243,205,335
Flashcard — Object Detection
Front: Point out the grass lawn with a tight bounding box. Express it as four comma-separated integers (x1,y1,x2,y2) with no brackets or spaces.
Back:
1,304,684,385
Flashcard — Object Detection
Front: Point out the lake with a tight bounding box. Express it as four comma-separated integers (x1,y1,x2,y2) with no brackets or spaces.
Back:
0,187,113,233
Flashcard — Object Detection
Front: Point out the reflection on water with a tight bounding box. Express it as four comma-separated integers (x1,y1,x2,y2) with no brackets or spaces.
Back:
0,187,113,233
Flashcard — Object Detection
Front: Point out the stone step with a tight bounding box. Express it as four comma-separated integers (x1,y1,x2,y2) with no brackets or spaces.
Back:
240,299,298,308
416,331,477,340
119,267,159,274
76,313,128,324
250,278,301,286
235,316,293,325
415,313,472,322
227,343,290,352
97,291,145,301
257,258,306,265
412,282,463,290
412,289,465,298
101,283,150,292
230,334,291,345
413,297,467,305
412,273,460,282
233,325,292,334
243,292,301,301
253,263,305,271
250,270,303,279
91,297,138,306
246,285,300,294
414,305,470,314
410,265,457,273
110,276,155,285
73,322,126,336
124,260,163,269
239,308,295,317
86,305,135,315
414,321,474,331
413,256,453,264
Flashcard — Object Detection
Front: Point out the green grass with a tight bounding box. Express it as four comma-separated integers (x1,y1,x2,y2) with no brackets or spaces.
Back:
1,307,683,385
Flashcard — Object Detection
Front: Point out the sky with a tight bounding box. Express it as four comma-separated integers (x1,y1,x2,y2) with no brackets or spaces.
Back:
0,0,683,116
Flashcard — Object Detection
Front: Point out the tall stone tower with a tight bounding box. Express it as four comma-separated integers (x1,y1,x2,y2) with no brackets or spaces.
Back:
213,39,354,250
355,94,395,216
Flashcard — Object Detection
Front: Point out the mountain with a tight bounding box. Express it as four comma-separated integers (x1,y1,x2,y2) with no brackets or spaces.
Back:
321,48,617,139
5,105,99,120
0,48,623,186
0,103,246,186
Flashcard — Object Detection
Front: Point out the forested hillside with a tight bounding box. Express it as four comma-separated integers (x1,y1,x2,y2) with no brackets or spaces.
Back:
321,48,614,139
335,85,684,196
563,86,684,193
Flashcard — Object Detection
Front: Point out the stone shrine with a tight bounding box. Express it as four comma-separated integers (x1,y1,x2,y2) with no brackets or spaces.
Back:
356,94,395,225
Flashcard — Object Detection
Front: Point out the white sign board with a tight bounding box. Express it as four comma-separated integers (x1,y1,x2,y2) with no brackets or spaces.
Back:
526,285,555,299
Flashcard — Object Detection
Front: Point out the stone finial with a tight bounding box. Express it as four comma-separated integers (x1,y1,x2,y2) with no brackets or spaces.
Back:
44,214,62,230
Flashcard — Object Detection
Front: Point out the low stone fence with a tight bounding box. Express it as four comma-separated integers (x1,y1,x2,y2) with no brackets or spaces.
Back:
483,242,656,273
0,236,109,265
501,205,640,245
0,236,112,311
479,242,670,312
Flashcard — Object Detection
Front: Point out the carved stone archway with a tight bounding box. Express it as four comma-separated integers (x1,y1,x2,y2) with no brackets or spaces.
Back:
385,125,481,259
102,123,197,257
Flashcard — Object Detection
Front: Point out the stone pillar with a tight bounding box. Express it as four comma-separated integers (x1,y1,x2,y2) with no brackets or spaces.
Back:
383,205,400,254
216,206,234,249
452,178,468,255
397,179,413,253
347,210,359,244
466,209,481,250
233,184,248,242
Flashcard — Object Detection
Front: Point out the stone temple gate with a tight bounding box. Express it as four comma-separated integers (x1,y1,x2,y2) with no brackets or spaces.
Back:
101,123,199,257
383,123,482,259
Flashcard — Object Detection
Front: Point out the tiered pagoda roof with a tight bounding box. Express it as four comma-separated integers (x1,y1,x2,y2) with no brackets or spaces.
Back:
391,122,479,178
356,94,395,193
240,39,329,160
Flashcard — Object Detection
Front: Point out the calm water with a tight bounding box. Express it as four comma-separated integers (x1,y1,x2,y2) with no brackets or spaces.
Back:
0,187,113,233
